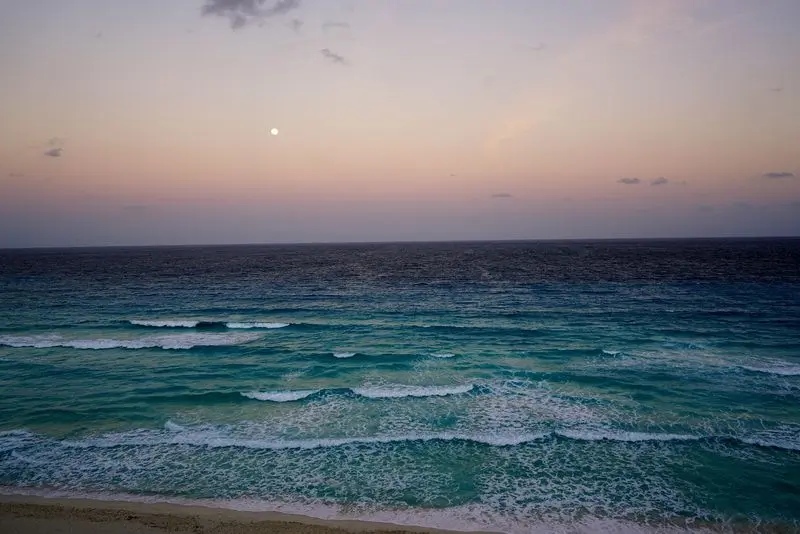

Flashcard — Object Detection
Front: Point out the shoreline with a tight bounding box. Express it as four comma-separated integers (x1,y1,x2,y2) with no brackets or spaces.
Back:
3,491,798,534
0,493,476,534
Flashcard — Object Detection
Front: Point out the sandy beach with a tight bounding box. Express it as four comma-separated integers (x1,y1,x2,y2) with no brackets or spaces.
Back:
0,494,464,534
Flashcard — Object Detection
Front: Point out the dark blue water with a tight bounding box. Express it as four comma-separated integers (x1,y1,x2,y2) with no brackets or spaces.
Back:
1,239,799,532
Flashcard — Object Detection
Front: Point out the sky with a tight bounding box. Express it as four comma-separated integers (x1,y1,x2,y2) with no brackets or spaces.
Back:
1,0,799,247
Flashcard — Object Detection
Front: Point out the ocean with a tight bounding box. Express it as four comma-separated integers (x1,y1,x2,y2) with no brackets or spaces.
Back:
1,239,799,532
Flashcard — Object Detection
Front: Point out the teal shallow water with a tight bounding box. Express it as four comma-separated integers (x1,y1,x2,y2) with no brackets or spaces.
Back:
1,241,799,531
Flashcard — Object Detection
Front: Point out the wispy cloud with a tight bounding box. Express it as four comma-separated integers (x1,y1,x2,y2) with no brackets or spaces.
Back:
321,48,347,64
288,18,303,32
651,176,668,186
530,42,547,51
8,172,25,178
42,137,64,157
491,193,513,198
322,21,350,30
201,0,301,30
771,87,783,92
763,171,794,179
617,177,641,185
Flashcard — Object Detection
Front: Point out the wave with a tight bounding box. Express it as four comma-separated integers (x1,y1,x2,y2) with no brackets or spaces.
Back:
129,320,289,329
332,352,356,359
430,353,456,358
740,363,800,377
129,320,201,328
241,390,319,402
6,427,796,453
0,333,261,350
601,349,621,356
352,384,474,399
241,384,475,402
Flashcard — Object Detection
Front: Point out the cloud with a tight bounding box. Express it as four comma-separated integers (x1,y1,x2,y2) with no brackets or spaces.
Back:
763,171,794,179
47,137,64,147
8,172,25,178
201,0,301,29
617,177,641,185
44,148,63,158
530,42,547,51
651,176,669,186
491,193,513,198
288,18,303,32
322,21,350,30
321,48,347,64
771,87,783,92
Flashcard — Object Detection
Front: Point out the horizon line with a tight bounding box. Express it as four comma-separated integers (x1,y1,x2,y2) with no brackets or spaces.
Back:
2,234,799,252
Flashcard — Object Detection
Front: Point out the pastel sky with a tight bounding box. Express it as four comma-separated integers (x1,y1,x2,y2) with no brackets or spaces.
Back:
1,0,799,247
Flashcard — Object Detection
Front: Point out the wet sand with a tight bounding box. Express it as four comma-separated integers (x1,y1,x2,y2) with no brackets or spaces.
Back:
0,494,467,534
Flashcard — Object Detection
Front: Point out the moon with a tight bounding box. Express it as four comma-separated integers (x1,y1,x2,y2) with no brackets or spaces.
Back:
270,128,279,136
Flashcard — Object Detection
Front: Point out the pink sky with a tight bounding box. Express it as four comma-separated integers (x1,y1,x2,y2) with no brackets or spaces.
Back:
1,0,798,246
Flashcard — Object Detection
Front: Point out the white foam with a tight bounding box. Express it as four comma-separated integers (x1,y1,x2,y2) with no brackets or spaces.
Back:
429,353,455,358
0,333,261,350
128,320,289,329
332,352,356,358
556,429,699,443
226,322,290,329
129,320,200,328
4,426,742,453
164,421,186,432
242,390,319,402
351,384,474,399
601,349,621,356
59,428,549,451
740,363,800,377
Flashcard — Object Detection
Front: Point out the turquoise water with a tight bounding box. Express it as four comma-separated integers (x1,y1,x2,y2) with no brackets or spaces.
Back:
1,241,799,532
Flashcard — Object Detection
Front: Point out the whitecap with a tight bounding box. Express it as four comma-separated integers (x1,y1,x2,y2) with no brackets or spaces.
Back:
241,390,319,402
225,322,290,329
0,333,261,350
352,384,474,399
740,363,800,377
129,320,200,328
332,352,356,359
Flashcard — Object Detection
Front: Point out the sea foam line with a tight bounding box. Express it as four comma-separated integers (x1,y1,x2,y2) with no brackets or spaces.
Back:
129,320,289,329
0,333,262,350
739,363,800,377
240,384,475,402
8,426,794,453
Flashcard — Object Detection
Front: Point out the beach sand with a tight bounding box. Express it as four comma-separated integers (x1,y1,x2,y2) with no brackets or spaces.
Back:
0,494,465,534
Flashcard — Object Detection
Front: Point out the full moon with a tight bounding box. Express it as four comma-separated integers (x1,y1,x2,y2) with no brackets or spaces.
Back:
270,128,279,136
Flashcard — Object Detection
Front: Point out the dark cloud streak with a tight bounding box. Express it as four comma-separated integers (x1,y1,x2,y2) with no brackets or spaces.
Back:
617,177,640,185
763,171,794,179
44,148,63,158
201,0,301,29
321,48,347,64
651,177,668,186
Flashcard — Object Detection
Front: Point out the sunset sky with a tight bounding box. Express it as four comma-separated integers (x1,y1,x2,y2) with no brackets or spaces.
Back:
1,0,799,247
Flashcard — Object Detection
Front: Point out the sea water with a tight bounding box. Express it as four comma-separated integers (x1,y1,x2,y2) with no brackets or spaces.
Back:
1,239,799,532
